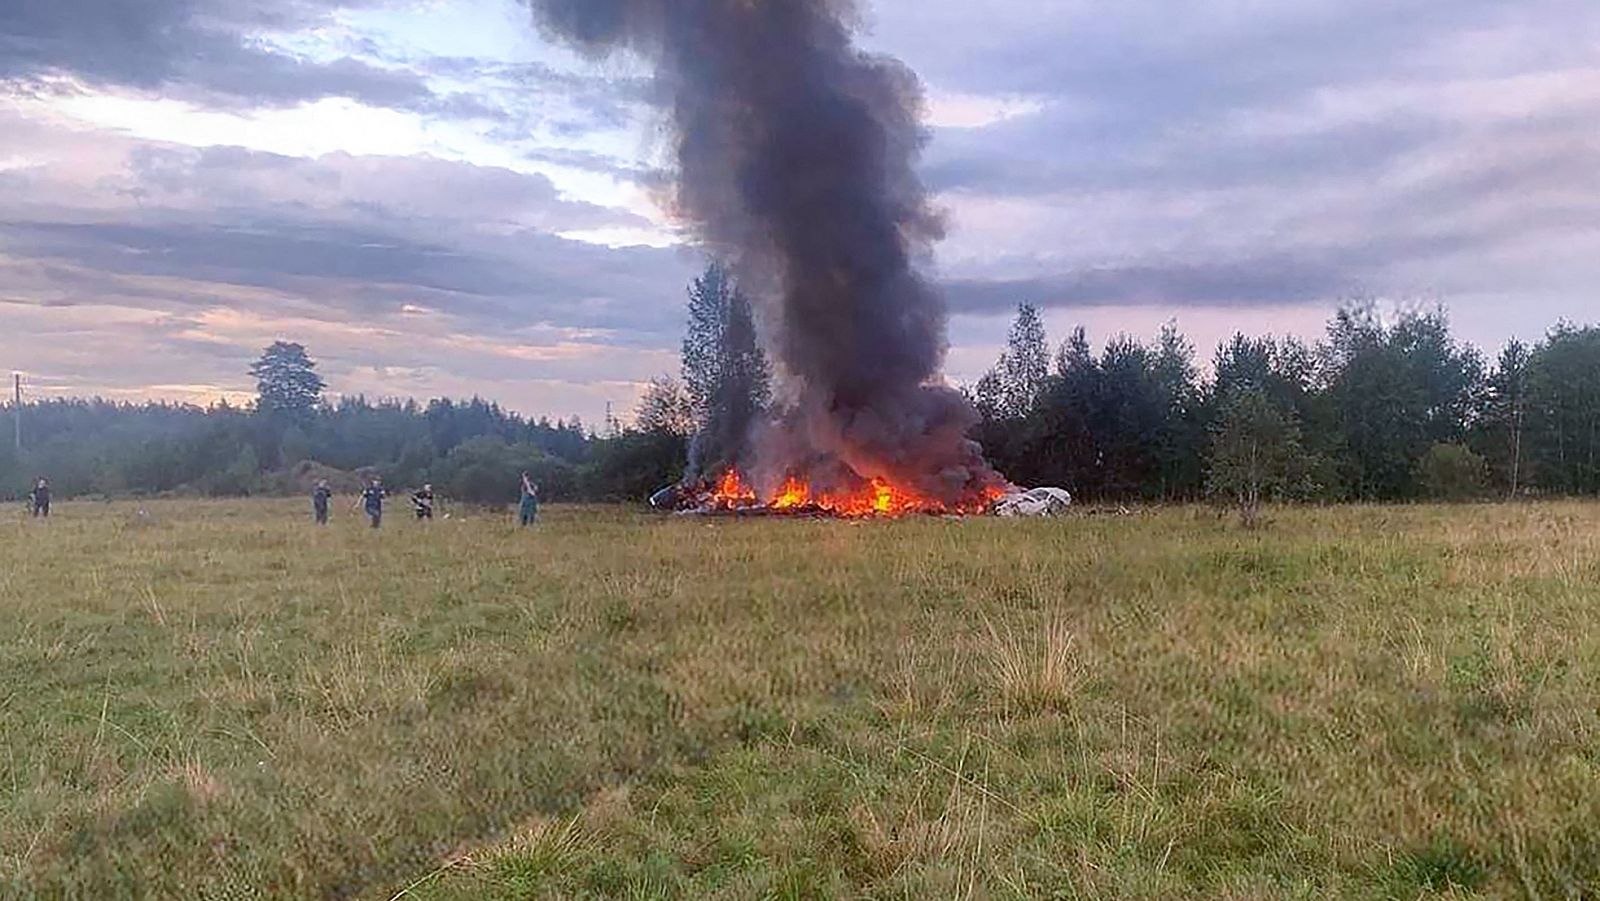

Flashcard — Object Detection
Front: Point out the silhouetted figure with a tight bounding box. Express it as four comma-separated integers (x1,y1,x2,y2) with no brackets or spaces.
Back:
360,478,385,529
312,479,333,525
411,484,435,521
519,472,539,526
29,478,50,518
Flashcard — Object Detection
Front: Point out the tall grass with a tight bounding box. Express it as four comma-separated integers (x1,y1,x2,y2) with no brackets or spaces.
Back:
2,500,1598,898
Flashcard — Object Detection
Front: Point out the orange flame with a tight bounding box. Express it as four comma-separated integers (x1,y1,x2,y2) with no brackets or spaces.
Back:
712,469,758,508
707,469,1005,517
772,476,810,509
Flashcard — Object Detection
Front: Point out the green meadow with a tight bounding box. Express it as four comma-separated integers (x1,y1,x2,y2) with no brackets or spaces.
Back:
3,500,1598,899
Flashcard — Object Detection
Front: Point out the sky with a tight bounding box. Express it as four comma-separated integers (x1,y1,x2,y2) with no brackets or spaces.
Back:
2,0,1597,426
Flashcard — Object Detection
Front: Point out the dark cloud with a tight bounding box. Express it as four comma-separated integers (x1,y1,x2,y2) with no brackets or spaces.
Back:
121,144,645,232
0,125,695,342
882,0,1535,114
942,178,1600,316
923,112,1448,197
944,259,1348,315
899,0,1593,196
0,0,450,112
0,214,691,337
1,0,650,129
5,219,526,297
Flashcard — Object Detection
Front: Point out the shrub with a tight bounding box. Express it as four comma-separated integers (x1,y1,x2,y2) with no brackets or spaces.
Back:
1207,388,1314,528
430,437,575,505
1416,443,1488,501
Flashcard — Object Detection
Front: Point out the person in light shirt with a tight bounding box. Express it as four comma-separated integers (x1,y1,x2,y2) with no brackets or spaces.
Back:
519,472,539,526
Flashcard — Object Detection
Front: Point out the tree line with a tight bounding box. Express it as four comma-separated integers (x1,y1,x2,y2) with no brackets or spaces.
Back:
4,269,1597,508
0,266,761,506
971,301,1600,505
0,389,624,504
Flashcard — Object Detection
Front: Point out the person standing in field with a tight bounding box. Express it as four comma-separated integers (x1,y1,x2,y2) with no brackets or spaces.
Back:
29,477,50,518
312,479,333,525
519,472,539,526
411,483,435,521
359,477,386,529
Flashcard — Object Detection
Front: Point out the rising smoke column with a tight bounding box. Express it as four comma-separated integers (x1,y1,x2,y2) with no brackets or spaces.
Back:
527,0,1007,503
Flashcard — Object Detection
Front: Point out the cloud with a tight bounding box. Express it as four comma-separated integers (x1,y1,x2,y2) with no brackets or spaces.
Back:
879,0,1600,330
5,0,1599,417
0,110,698,422
0,0,459,112
944,258,1347,315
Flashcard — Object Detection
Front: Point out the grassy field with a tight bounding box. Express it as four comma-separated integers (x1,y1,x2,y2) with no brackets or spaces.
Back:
2,499,1598,899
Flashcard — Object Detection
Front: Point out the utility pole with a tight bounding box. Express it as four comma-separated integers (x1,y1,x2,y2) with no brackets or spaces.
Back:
11,373,19,454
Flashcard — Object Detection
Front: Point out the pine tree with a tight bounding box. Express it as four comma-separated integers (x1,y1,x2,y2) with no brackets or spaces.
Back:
1150,322,1203,498
249,342,325,417
679,262,771,476
682,264,733,416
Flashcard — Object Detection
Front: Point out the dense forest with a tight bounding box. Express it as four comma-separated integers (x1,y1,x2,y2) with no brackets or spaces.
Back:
973,301,1600,503
3,267,1598,506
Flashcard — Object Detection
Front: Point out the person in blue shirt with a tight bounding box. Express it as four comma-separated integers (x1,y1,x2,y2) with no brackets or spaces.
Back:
312,479,333,525
359,477,385,529
519,472,539,526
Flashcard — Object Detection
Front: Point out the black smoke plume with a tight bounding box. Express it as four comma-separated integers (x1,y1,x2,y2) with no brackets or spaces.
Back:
525,0,1008,503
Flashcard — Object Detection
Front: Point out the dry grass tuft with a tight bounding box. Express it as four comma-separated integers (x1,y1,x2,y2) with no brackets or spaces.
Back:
984,616,1084,715
485,815,590,876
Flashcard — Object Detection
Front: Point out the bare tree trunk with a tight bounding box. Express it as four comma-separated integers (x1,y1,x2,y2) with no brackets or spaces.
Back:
1242,439,1259,528
1580,412,1593,496
1509,405,1523,500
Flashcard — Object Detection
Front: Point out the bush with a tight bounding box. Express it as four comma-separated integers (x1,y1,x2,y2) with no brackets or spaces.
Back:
262,461,368,497
1416,443,1488,501
1206,388,1313,528
581,430,687,503
429,437,577,505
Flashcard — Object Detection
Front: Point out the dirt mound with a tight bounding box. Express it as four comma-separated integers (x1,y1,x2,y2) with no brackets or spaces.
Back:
268,461,375,496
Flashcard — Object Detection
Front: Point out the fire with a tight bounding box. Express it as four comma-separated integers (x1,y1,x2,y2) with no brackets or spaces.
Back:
705,469,1005,517
713,469,758,506
772,476,810,509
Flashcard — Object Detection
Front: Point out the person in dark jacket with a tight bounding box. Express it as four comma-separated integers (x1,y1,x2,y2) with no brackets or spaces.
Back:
359,478,385,529
312,479,333,525
411,484,435,521
29,478,50,518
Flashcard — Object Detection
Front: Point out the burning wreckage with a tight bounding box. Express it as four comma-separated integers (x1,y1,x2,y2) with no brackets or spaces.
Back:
652,475,1072,519
530,0,1069,518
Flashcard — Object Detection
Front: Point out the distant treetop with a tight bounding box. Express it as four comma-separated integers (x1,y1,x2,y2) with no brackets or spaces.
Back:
250,342,325,416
